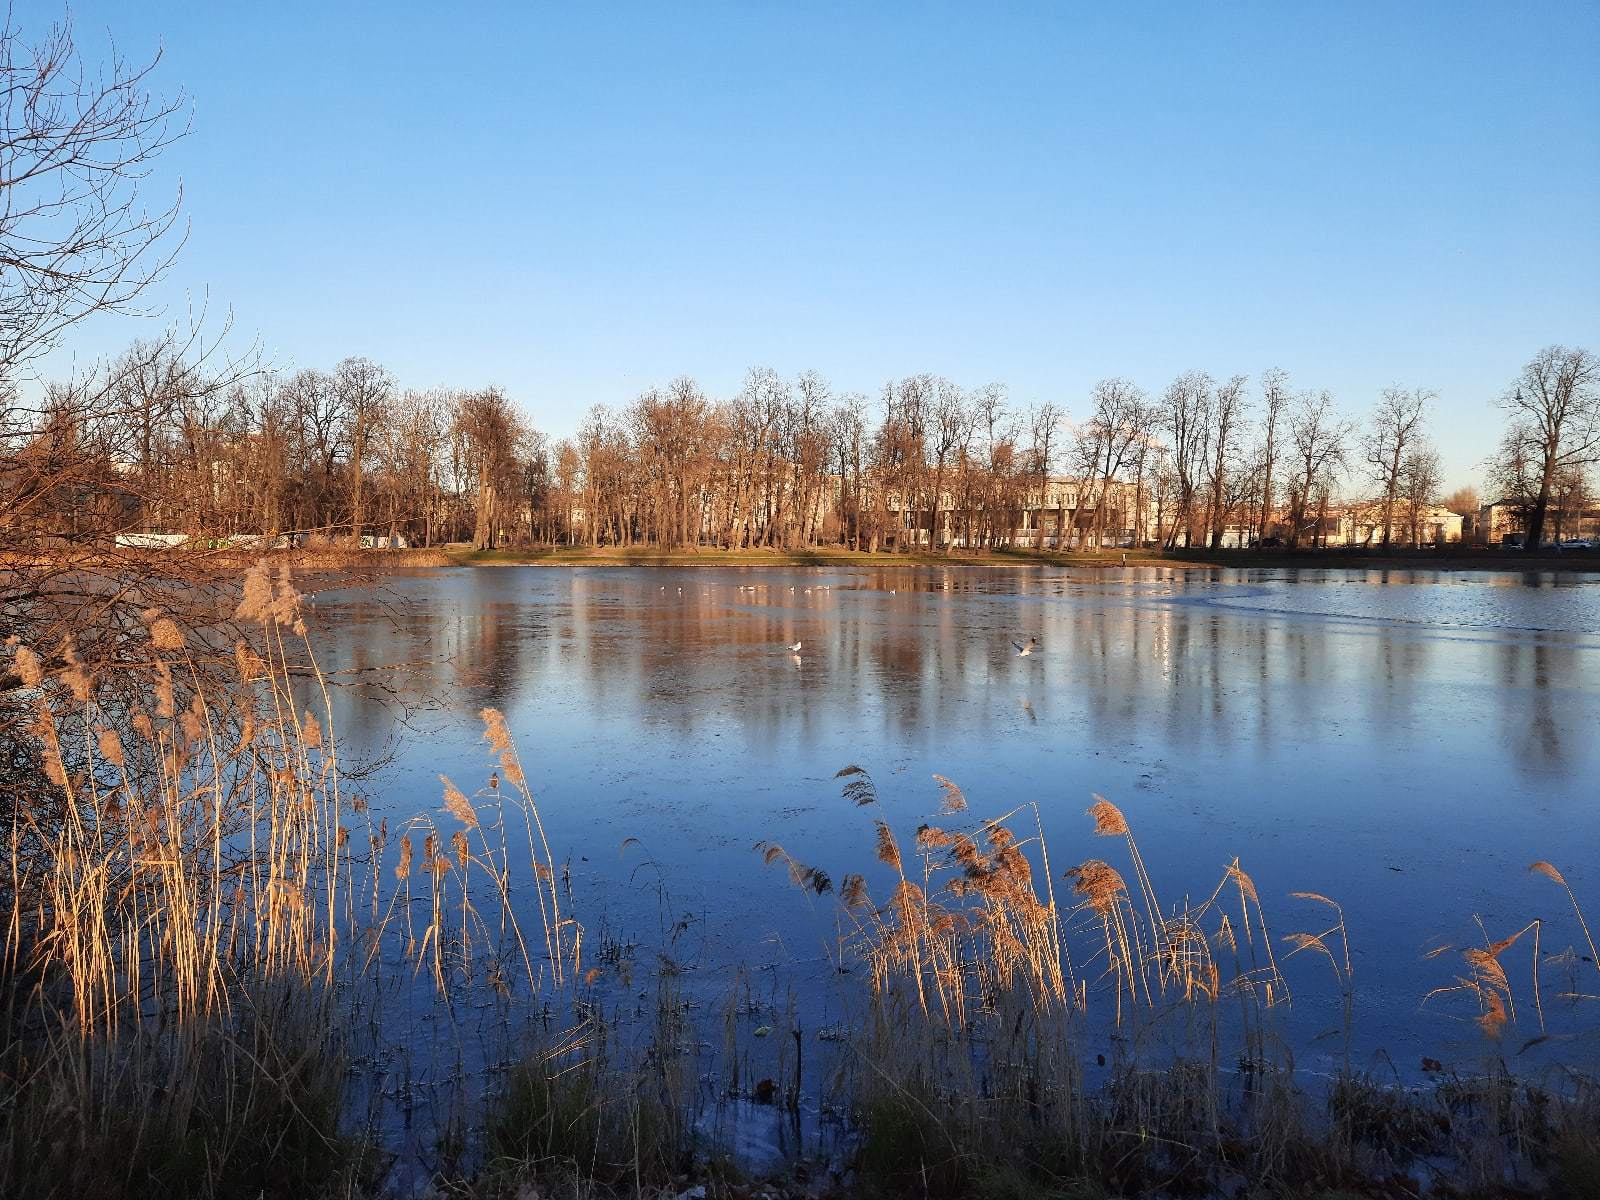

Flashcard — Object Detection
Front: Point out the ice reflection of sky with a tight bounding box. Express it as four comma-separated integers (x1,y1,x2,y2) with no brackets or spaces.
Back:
316,566,1600,1071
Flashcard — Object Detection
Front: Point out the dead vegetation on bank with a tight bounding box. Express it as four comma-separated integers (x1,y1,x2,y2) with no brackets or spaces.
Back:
747,771,1600,1200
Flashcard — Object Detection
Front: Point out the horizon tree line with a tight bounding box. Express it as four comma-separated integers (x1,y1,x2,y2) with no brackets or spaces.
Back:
8,333,1595,555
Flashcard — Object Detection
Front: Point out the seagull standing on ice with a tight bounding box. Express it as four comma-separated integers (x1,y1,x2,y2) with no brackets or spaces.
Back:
787,641,803,653
1012,636,1039,657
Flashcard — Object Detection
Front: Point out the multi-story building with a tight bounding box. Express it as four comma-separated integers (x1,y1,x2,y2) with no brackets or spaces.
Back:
1322,501,1464,547
882,476,1163,549
1481,499,1600,545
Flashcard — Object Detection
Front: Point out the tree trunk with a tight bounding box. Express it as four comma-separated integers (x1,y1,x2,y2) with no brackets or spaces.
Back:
472,461,495,550
1527,440,1558,550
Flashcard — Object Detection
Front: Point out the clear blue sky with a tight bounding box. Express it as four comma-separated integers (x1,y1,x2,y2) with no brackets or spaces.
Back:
45,1,1600,491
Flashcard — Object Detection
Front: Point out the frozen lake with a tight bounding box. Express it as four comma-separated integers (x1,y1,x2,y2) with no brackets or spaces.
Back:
317,564,1600,1070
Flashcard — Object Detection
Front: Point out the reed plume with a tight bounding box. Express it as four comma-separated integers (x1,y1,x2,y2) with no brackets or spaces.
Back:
1530,860,1598,980
836,763,877,806
148,615,187,651
933,773,967,814
13,642,44,687
440,774,478,828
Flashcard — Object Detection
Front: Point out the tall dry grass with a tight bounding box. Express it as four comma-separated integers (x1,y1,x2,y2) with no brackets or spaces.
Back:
754,766,1600,1198
0,561,581,1199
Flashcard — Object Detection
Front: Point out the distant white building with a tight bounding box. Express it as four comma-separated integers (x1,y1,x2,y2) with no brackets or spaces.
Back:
114,532,190,549
1327,502,1463,547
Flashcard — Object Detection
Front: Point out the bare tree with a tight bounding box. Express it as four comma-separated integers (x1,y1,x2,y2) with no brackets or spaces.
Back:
516,424,551,544
1442,485,1479,519
1497,346,1600,550
1286,391,1349,548
1400,447,1441,546
1363,387,1432,548
631,377,709,548
0,327,255,794
454,388,520,550
1485,422,1541,541
0,11,188,378
1027,401,1063,548
1159,372,1212,547
1255,368,1289,544
789,371,833,548
374,388,446,545
831,394,871,551
281,370,347,534
891,375,933,551
1206,374,1249,547
1074,379,1149,549
334,357,394,544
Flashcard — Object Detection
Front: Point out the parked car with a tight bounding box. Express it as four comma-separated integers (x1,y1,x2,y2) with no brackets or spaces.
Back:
1560,538,1593,550
1249,536,1284,549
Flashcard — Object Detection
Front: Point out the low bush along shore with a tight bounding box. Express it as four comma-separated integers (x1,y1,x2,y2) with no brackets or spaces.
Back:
2,564,1597,1198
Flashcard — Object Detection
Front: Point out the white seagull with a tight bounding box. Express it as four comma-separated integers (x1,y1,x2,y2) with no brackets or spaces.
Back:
1012,636,1039,657
787,641,803,653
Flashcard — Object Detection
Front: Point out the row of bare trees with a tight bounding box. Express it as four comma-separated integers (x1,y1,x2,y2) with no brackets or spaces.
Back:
562,371,1066,552
15,356,1062,553
15,337,1541,555
1068,369,1449,550
3,332,548,552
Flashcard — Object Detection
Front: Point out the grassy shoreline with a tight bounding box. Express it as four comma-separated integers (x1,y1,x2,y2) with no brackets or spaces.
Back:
432,543,1600,574
16,544,1597,575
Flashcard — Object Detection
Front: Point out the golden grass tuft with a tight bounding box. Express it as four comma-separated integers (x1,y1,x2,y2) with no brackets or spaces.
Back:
1087,795,1129,836
874,820,902,872
836,763,878,806
234,639,265,681
1067,857,1127,915
57,638,93,701
95,727,125,768
440,774,478,828
481,706,513,755
916,825,953,851
148,615,187,651
13,642,44,687
236,559,275,622
932,773,967,813
1531,860,1566,886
